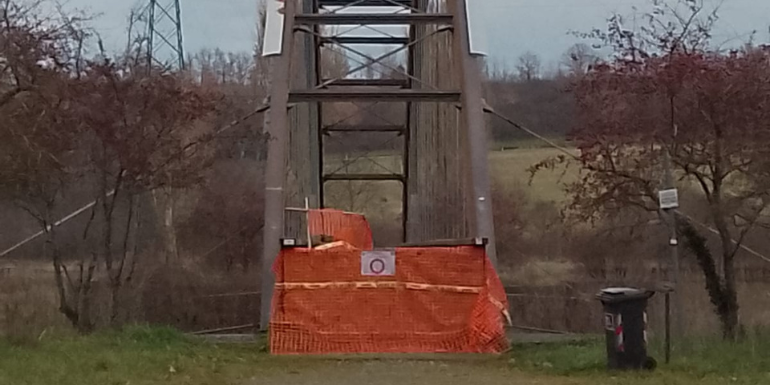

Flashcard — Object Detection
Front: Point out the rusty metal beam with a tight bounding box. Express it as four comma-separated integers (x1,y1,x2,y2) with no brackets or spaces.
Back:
323,174,405,182
289,89,461,102
303,24,451,90
319,0,413,6
402,0,418,242
321,36,409,45
305,0,321,209
321,78,409,87
295,13,452,25
323,124,406,133
312,0,325,210
400,238,487,248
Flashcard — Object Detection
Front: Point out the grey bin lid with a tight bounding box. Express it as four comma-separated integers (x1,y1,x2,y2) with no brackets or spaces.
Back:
597,287,654,303
602,287,644,296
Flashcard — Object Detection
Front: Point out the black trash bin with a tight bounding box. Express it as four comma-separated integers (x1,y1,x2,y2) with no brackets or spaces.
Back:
597,287,656,371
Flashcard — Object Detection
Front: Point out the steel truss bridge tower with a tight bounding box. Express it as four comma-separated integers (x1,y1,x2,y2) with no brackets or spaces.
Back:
260,0,496,328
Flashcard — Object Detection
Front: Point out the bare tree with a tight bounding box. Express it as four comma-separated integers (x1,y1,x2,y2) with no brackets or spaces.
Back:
536,0,762,340
485,58,516,82
0,0,101,332
0,0,220,330
516,51,541,81
562,43,597,76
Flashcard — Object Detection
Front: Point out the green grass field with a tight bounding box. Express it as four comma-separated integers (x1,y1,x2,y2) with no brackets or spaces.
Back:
2,327,769,385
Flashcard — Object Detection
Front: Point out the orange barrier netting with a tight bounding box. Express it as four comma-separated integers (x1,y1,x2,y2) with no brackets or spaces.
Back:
270,245,509,354
308,209,373,250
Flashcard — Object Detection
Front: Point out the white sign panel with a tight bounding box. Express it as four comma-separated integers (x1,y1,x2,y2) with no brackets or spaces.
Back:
465,0,488,56
262,0,286,57
361,250,396,276
604,313,615,331
658,188,680,210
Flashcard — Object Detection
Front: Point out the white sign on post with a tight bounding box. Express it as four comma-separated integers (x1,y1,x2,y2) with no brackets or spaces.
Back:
658,188,680,210
361,250,396,276
262,0,286,57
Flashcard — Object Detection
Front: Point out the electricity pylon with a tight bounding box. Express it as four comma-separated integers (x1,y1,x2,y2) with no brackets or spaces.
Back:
146,0,185,70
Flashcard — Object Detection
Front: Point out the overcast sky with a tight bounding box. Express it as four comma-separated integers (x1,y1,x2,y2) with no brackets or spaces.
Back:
63,0,770,68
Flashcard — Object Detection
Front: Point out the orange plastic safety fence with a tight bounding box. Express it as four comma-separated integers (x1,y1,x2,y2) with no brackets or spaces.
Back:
270,246,509,354
308,209,373,250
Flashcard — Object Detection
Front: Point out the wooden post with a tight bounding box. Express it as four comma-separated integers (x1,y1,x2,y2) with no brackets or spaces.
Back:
260,0,297,331
305,197,312,249
665,291,671,364
447,0,497,267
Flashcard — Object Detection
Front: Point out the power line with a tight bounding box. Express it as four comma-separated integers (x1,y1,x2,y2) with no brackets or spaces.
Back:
0,191,116,258
677,211,770,264
484,103,580,161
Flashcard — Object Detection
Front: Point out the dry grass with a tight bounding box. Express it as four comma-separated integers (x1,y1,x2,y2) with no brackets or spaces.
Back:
503,269,770,336
0,261,66,344
491,148,576,204
501,260,581,287
0,258,262,338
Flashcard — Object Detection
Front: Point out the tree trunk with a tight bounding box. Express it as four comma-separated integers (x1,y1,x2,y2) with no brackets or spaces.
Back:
47,223,95,333
153,188,179,264
722,254,740,340
76,261,96,334
712,199,741,340
678,219,739,339
50,241,79,327
110,282,121,325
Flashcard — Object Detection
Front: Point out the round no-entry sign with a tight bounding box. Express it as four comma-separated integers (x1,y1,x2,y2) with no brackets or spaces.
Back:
361,250,396,276
369,258,386,275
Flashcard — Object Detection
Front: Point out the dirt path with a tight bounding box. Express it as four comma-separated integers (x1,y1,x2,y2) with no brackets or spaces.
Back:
245,359,580,385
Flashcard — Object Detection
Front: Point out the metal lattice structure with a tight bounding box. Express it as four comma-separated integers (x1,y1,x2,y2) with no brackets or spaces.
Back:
146,0,185,70
260,0,496,328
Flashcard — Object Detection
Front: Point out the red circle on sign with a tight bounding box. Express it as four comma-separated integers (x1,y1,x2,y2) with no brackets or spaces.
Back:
369,259,386,275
